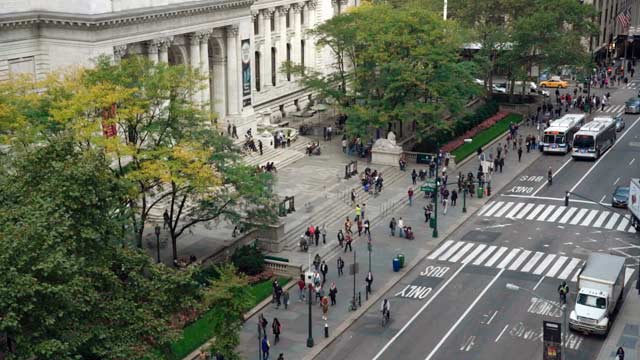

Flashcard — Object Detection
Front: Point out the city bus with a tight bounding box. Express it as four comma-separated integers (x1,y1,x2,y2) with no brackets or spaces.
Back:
571,117,617,160
542,114,586,154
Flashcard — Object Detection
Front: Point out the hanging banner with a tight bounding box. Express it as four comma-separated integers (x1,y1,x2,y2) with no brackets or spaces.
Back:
241,39,252,107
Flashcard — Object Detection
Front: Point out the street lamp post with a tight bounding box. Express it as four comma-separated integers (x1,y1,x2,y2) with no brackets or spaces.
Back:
462,187,467,213
257,322,262,360
506,283,567,360
368,241,372,273
154,225,161,264
307,285,314,347
432,152,439,238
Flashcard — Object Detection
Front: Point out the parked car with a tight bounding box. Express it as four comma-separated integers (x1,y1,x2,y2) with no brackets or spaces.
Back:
612,186,629,208
492,84,507,94
539,77,569,88
614,115,625,132
625,98,640,114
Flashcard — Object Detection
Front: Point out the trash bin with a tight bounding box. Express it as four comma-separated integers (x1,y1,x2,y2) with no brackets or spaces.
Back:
397,253,405,268
393,257,401,272
476,187,484,198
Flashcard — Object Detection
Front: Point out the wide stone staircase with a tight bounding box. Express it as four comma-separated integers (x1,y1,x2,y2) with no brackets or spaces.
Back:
241,136,312,170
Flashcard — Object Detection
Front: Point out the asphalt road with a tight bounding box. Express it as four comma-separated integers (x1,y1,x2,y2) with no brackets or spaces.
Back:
316,81,640,360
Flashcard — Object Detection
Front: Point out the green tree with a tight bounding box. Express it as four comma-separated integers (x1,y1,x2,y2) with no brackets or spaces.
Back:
289,4,478,140
0,137,202,359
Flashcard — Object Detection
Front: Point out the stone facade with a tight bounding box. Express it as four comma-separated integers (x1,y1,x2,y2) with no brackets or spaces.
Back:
0,0,355,134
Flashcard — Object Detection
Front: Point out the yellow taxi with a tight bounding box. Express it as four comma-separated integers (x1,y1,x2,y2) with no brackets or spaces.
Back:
539,77,569,88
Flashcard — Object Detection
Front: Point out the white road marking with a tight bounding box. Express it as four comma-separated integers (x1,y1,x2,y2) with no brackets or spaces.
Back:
372,264,468,360
558,208,577,224
532,275,545,291
487,310,498,325
600,195,606,203
495,324,509,343
571,267,581,282
526,204,546,220
592,211,610,228
462,244,487,264
569,208,589,225
484,201,505,217
532,157,573,196
477,202,495,216
614,177,620,185
505,203,525,218
533,254,557,275
449,243,475,263
427,240,454,260
604,213,621,229
484,247,509,267
494,202,514,217
424,269,505,360
569,116,640,193
438,241,465,261
617,217,630,231
473,246,497,265
580,210,599,227
508,250,532,271
497,248,521,269
558,258,581,280
515,203,535,219
547,206,567,222
521,252,545,273
537,205,556,221
630,158,636,166
545,256,568,278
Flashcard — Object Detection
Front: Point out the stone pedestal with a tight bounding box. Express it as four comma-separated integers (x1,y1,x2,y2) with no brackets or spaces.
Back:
371,138,403,167
256,221,285,253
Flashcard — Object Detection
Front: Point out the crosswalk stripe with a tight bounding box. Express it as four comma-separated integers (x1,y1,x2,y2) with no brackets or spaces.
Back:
477,201,495,216
497,248,521,269
617,217,630,231
494,202,514,217
521,252,545,272
462,244,487,264
547,206,567,222
605,213,620,229
515,203,535,219
569,208,589,225
509,250,532,271
427,240,454,259
593,211,610,227
537,205,556,221
558,207,577,224
438,241,466,261
571,267,581,282
545,256,568,278
533,254,557,275
506,203,525,218
580,210,599,227
526,204,546,220
449,243,475,262
484,201,505,217
558,258,581,280
484,247,509,267
473,246,497,265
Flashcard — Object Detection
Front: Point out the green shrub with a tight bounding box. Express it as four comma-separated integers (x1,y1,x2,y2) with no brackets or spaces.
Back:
231,244,265,276
451,113,522,161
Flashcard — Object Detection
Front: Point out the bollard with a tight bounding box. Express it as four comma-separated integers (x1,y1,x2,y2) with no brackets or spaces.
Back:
565,192,570,206
325,323,329,338
358,291,362,307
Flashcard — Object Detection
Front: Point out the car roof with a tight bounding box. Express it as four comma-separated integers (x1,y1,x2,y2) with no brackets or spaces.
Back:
614,186,629,193
626,98,640,103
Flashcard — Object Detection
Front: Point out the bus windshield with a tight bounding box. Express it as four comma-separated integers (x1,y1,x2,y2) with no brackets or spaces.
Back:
544,134,565,144
573,134,594,149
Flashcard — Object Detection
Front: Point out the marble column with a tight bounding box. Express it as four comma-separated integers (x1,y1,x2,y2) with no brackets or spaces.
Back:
199,31,212,105
263,9,274,89
305,1,317,69
226,25,241,115
292,3,302,71
159,42,169,63
251,12,260,94
113,45,127,62
188,34,201,103
277,6,289,84
147,41,159,63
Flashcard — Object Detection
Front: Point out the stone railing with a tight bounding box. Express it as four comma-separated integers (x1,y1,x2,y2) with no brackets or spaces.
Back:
264,259,303,278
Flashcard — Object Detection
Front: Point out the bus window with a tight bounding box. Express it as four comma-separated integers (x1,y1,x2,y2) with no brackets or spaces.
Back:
573,134,594,149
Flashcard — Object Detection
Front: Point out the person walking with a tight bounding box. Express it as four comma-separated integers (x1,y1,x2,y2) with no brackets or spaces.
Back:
361,203,366,220
259,314,269,336
329,282,338,305
365,271,374,294
258,140,263,155
616,347,625,360
313,254,321,271
517,146,523,162
321,224,327,244
314,225,320,246
408,187,414,206
321,295,330,320
398,217,405,238
261,335,270,360
283,289,289,310
350,189,356,205
297,277,306,302
272,318,282,344
451,189,458,206
320,260,329,284
337,256,345,276
344,233,353,252
315,282,323,304
337,229,345,248
389,217,397,236
364,219,371,239
163,210,170,229
411,169,418,185
274,282,283,309
355,204,361,221
357,218,363,237
423,204,432,222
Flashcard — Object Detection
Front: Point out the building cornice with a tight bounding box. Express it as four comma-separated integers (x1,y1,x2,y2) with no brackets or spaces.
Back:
0,0,254,29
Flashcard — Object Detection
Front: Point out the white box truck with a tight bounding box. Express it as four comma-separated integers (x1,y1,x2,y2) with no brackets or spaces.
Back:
569,253,625,335
630,178,640,231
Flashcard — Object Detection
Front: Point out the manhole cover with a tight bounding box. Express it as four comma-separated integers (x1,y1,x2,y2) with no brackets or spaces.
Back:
461,230,501,243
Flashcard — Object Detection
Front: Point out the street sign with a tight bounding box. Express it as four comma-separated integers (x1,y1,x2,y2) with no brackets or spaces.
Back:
349,263,359,275
543,321,562,360
421,179,437,192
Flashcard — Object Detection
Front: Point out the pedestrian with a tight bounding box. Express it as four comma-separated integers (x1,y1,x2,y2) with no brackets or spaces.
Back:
314,225,320,246
389,217,397,236
350,189,356,205
321,224,327,244
163,209,170,229
499,157,504,173
443,198,448,215
451,189,458,206
337,256,345,276
198,350,209,360
423,204,432,222
261,335,270,360
272,279,279,304
297,276,306,302
320,260,329,284
272,317,281,344
517,146,523,162
411,169,418,185
283,289,289,310
361,203,366,219
321,295,330,320
408,187,414,206
232,125,238,139
365,271,373,294
227,121,231,136
275,283,283,309
558,281,569,304
329,281,338,305
259,140,263,155
323,127,327,141
398,217,405,238
342,138,347,153
259,314,268,335
313,254,321,271
364,219,371,239
277,354,284,360
215,351,224,360
344,233,353,252
355,204,361,221
616,347,625,360
337,229,345,247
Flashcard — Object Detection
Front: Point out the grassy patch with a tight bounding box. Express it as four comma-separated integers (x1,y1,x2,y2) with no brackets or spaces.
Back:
165,276,290,360
451,114,523,162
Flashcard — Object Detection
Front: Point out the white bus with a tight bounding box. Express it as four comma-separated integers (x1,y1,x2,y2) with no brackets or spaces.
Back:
542,114,586,154
571,117,617,160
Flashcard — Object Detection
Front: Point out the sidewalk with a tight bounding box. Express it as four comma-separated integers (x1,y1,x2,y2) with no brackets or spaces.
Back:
236,122,544,360
597,288,640,360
